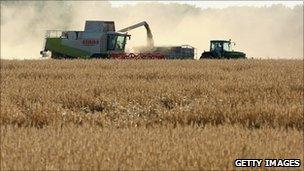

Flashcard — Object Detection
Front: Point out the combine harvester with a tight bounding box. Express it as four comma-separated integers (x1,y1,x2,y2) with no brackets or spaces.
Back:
40,20,195,59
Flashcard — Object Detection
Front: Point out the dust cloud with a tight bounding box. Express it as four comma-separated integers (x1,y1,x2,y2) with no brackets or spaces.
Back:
1,1,303,59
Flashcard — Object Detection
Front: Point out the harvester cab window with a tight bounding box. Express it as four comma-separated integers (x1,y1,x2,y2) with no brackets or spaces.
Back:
107,34,126,51
116,36,125,50
107,34,116,50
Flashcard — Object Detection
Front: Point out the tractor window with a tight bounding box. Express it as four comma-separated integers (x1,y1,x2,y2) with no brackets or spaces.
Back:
223,42,231,51
211,43,222,51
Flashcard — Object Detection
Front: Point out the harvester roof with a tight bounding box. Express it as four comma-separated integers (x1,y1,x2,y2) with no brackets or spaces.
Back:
84,20,115,32
210,40,231,43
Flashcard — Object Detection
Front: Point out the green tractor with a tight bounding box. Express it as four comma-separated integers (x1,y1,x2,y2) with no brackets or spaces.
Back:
200,40,246,59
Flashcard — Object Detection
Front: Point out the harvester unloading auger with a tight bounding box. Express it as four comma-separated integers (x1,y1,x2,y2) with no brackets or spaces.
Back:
40,20,164,59
118,21,154,48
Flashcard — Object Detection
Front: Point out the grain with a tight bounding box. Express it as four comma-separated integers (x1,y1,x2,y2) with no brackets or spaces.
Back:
1,59,303,170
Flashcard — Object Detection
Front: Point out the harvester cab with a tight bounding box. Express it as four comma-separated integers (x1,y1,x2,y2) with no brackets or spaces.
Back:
40,20,131,59
200,39,246,59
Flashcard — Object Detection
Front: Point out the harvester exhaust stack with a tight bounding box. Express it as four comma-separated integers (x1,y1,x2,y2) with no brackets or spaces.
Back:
118,21,154,48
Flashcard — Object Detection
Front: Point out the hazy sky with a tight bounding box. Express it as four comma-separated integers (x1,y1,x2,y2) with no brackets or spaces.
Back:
110,1,303,8
1,1,303,59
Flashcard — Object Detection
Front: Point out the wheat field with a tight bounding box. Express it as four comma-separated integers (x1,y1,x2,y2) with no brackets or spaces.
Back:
1,59,303,170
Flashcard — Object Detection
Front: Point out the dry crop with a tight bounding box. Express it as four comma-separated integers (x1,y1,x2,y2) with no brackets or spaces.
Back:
0,59,303,170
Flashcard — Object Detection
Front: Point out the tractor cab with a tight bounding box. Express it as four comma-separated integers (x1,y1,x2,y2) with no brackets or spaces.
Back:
200,39,246,59
210,40,232,53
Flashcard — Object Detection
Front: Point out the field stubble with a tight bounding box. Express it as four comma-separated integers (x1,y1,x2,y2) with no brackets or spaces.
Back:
0,59,303,170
